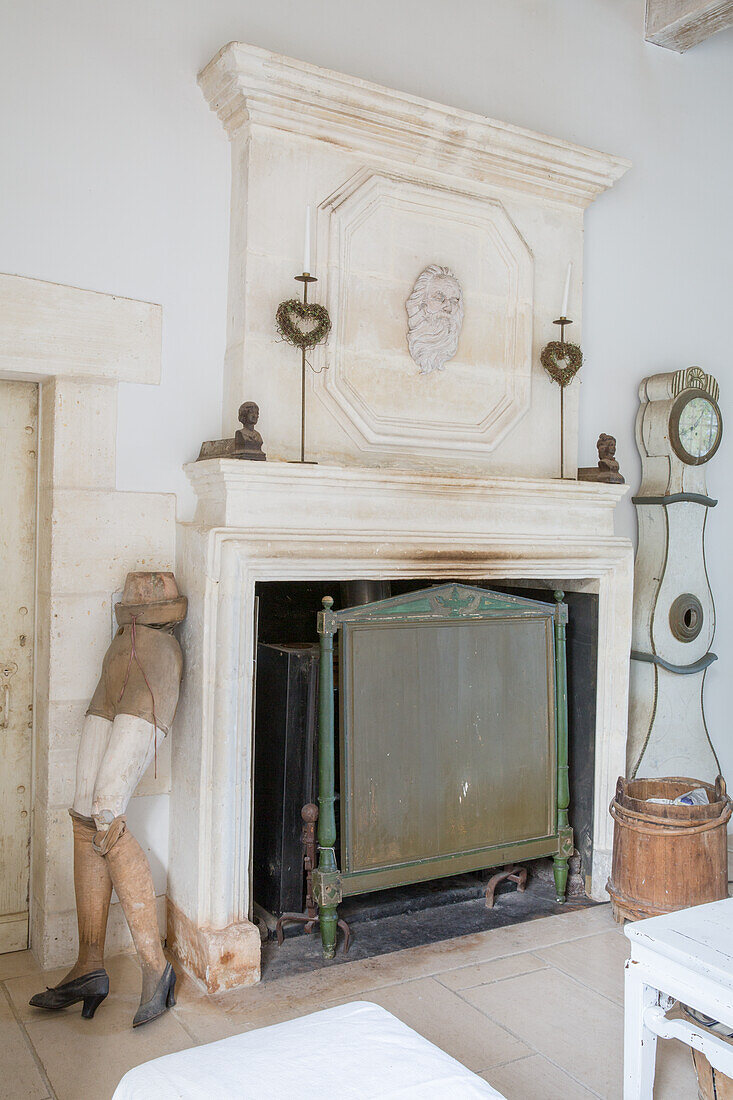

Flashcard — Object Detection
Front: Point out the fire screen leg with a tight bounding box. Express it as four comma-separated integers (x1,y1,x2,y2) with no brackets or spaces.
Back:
553,853,569,903
553,591,572,904
314,597,342,959
276,802,352,954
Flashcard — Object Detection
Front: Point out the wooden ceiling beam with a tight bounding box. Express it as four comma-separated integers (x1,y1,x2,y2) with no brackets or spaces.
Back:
645,0,733,50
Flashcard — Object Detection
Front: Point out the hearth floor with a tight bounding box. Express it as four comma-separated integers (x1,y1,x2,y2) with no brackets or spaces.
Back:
2,903,697,1099
261,873,597,982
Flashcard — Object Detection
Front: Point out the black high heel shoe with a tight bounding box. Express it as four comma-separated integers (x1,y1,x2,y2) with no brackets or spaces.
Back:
132,962,176,1028
29,969,109,1019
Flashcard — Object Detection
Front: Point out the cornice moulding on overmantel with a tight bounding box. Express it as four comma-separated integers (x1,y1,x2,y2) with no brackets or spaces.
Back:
198,42,631,208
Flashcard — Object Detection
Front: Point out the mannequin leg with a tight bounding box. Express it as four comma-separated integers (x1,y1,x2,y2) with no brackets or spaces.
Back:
63,715,114,983
59,812,113,983
91,715,169,1014
73,714,113,818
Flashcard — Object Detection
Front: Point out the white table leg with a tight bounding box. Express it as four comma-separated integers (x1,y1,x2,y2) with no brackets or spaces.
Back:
624,962,660,1100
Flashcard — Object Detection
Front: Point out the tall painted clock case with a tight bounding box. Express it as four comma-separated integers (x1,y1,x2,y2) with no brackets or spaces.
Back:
627,367,723,781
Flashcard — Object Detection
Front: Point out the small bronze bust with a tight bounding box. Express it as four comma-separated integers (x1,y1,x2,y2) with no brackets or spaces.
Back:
234,401,266,461
597,434,621,474
196,400,267,462
578,433,624,484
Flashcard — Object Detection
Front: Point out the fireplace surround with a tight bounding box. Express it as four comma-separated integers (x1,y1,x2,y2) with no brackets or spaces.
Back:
168,460,631,991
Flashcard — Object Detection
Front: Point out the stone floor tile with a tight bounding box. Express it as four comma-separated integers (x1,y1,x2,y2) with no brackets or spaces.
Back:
7,952,141,1022
213,963,377,1020
171,1001,243,1045
430,905,616,965
0,992,49,1100
481,1053,596,1099
528,902,616,938
536,930,630,1005
438,951,548,991
23,983,193,1100
365,977,530,1072
160,962,243,1044
463,966,624,1098
0,905,692,1099
0,950,42,982
215,906,618,1022
654,1035,699,1098
164,961,208,1007
336,906,614,990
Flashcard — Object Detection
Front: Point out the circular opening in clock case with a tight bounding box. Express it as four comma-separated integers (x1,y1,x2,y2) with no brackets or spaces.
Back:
669,390,722,466
669,593,704,643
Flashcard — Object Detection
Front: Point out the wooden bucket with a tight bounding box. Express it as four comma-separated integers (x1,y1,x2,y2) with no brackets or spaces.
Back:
607,776,731,922
692,1048,733,1100
678,1008,733,1100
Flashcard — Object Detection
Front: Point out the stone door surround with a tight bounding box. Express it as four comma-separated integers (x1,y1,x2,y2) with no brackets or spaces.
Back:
0,273,175,968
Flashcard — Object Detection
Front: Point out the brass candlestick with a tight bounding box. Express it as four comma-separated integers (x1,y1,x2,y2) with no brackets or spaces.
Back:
275,271,331,465
540,316,583,479
294,273,318,464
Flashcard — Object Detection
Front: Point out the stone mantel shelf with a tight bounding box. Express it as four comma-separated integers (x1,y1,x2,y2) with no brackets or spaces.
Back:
198,42,631,207
185,458,629,537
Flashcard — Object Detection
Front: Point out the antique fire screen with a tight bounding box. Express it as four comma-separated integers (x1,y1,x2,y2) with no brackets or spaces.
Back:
312,583,572,958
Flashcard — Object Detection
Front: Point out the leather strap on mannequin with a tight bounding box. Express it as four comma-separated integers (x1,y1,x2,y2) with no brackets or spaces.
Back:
92,815,127,855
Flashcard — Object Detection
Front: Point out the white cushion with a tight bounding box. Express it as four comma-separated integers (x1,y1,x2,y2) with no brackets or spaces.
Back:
112,1000,505,1098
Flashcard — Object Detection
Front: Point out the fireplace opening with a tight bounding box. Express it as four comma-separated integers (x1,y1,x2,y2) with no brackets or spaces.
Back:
252,578,598,977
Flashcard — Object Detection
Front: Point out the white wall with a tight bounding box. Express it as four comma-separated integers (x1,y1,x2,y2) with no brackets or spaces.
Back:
2,3,732,768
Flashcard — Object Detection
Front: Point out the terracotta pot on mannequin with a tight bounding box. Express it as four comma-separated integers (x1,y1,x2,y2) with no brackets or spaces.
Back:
30,572,186,1027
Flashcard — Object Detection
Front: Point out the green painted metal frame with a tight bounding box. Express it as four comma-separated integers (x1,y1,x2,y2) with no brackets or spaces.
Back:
313,583,572,958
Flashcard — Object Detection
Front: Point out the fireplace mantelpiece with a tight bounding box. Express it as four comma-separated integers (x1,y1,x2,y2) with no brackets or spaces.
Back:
197,42,630,476
169,460,632,991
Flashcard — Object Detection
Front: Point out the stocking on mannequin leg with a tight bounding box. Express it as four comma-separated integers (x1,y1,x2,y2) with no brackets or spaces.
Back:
94,817,173,1025
66,715,114,982
92,713,173,1027
66,812,113,979
29,716,113,1017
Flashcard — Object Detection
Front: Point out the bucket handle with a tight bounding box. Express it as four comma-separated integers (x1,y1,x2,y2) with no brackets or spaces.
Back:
609,798,732,836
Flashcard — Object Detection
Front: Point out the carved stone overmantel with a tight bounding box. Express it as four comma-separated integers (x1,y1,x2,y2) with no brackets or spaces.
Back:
170,460,633,991
198,42,630,476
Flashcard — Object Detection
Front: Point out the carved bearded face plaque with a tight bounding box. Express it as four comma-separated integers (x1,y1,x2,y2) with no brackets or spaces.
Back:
405,265,464,375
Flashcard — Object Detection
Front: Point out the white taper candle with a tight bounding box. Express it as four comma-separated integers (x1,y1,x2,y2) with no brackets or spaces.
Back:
303,205,311,275
561,261,572,318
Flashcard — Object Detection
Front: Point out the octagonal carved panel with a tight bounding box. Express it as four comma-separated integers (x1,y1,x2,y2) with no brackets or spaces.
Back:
315,170,534,459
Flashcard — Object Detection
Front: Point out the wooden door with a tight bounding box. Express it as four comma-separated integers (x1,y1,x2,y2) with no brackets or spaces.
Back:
0,381,37,953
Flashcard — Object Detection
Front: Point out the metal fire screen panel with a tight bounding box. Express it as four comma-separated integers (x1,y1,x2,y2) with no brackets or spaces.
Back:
312,583,572,958
342,615,555,878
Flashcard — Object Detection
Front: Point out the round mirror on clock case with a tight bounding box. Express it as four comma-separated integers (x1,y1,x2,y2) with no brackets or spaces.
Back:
669,391,722,465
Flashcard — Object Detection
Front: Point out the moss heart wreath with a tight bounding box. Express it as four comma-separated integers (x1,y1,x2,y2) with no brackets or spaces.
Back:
276,299,332,350
540,341,583,388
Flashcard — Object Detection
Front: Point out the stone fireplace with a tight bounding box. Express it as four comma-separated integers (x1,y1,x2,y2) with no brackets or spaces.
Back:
169,462,632,991
166,43,632,992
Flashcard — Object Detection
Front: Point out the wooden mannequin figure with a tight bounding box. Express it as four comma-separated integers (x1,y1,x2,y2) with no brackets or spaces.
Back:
30,572,187,1027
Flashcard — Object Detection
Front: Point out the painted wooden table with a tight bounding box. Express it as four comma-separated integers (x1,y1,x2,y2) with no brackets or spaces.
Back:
624,897,733,1098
